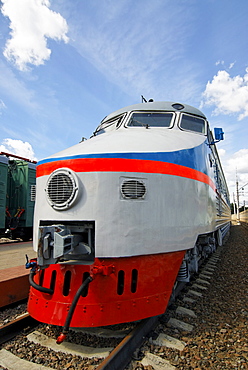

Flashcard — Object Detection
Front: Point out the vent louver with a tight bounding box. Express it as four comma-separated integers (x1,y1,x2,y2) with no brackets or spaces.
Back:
30,185,36,201
121,179,146,199
46,169,78,210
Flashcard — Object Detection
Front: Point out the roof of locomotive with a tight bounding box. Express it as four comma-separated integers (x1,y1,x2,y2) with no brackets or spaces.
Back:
101,101,206,123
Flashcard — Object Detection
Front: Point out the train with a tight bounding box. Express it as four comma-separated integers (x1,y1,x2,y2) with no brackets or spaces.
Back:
26,101,231,343
0,152,36,241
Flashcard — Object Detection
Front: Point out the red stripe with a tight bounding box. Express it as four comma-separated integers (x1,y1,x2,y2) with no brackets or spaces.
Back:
37,158,216,190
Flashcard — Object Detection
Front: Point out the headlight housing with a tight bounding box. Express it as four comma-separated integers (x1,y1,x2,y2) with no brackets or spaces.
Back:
46,168,79,210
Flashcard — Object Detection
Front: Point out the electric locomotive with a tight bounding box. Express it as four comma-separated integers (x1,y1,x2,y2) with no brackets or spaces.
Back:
27,101,231,341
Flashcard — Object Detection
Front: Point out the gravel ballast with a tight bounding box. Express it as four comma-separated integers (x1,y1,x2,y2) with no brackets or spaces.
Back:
128,222,248,370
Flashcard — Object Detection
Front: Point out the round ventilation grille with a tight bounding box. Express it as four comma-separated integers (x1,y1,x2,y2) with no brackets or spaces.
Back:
46,168,79,210
121,179,146,199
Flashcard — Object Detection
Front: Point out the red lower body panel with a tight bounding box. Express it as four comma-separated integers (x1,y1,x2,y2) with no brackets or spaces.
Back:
28,250,185,327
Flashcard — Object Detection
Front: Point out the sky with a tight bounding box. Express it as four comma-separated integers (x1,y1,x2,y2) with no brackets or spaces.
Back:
0,0,248,207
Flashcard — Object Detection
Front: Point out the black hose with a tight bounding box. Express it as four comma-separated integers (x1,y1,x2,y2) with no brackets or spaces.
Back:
63,275,93,332
29,271,54,295
57,275,93,343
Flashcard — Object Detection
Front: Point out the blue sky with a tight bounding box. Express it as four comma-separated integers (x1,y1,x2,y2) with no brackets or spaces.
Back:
0,0,248,205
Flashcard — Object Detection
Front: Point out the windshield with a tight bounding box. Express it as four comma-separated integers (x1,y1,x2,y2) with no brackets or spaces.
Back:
127,112,173,128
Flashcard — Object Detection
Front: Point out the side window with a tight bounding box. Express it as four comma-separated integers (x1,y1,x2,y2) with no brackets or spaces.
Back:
180,114,205,134
94,114,125,135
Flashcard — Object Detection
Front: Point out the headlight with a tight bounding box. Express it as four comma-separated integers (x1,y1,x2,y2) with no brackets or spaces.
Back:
46,168,79,210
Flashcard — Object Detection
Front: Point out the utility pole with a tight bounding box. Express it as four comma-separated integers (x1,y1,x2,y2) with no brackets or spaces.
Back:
235,174,248,224
236,177,240,224
233,192,236,216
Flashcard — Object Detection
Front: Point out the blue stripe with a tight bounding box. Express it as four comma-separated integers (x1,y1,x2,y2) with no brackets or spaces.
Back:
38,142,208,174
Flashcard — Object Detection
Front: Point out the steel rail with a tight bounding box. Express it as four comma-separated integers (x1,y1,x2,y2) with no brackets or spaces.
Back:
0,312,38,345
96,315,159,370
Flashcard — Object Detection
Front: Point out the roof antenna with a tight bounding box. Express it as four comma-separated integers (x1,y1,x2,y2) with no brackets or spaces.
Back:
141,95,147,103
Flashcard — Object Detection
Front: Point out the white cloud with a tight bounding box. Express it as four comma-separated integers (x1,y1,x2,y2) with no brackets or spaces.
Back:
201,69,248,120
0,138,37,161
1,0,69,71
227,149,248,176
215,60,224,66
0,99,7,114
229,62,235,69
218,148,226,157
220,148,248,203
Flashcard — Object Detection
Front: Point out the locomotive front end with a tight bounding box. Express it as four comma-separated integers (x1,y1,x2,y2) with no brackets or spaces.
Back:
27,101,230,331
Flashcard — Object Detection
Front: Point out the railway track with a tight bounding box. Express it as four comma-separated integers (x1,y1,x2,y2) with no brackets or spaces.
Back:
0,223,247,369
0,312,158,369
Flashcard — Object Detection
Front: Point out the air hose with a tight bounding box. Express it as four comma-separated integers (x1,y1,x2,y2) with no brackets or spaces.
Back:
29,270,54,295
26,255,54,295
56,275,93,344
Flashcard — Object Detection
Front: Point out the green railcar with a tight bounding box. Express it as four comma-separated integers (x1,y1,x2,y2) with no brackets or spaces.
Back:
0,154,36,240
0,156,8,230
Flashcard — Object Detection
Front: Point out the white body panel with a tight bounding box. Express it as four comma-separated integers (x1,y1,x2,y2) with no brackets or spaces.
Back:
49,128,203,158
34,170,216,257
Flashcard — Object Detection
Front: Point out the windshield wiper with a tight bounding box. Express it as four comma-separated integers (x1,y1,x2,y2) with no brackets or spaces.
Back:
130,119,149,128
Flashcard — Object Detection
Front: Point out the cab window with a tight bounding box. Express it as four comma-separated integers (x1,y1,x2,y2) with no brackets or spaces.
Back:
180,114,205,134
94,114,124,135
